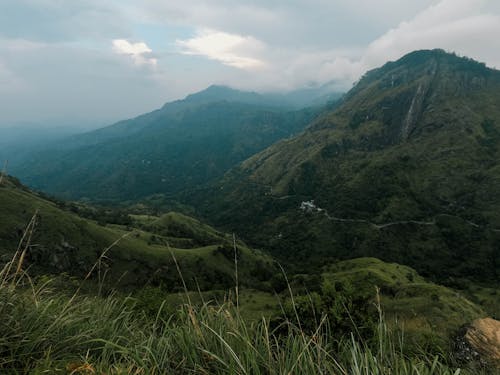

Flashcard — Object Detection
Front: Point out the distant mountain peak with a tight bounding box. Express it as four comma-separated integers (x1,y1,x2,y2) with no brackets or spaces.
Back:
359,49,491,88
183,85,262,104
171,84,344,111
339,49,496,135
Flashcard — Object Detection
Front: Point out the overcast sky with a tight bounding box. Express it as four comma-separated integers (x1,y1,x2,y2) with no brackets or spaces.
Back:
1,0,499,128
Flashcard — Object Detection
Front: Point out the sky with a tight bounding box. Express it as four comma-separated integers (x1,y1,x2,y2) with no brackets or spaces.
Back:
1,0,499,128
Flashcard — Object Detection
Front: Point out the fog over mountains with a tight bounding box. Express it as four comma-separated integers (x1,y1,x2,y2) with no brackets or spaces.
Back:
1,49,499,372
7,84,342,201
2,0,500,371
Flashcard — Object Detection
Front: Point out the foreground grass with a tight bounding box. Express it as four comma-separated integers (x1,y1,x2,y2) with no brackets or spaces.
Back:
0,276,493,374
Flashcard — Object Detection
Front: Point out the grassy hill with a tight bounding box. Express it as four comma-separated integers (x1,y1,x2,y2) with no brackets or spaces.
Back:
2,174,487,336
0,176,276,291
195,50,500,287
134,256,489,342
2,283,488,374
1,175,495,372
321,258,485,342
0,251,491,373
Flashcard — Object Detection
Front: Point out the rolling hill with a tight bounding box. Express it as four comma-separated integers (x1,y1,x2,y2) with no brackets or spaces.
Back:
320,257,485,343
0,175,276,291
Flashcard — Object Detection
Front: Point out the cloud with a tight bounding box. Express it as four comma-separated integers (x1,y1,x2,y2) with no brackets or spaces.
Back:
0,0,130,42
113,39,152,55
112,39,157,66
0,36,173,126
198,0,500,93
0,61,24,93
1,0,500,127
361,0,500,70
140,0,436,49
239,0,500,92
176,29,266,69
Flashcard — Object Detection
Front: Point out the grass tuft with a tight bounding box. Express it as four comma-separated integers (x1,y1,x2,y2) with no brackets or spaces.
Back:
0,270,493,374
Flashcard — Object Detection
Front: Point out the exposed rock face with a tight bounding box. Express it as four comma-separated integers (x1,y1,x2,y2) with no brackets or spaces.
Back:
465,318,500,367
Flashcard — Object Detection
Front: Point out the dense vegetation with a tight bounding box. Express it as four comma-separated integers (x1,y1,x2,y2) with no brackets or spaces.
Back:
11,86,340,202
193,50,500,287
1,50,499,373
0,246,495,374
0,176,276,292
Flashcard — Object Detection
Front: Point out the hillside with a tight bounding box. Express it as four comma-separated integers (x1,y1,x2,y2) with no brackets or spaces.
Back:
0,176,276,291
194,50,500,286
1,270,488,374
0,124,91,166
321,257,485,340
3,173,486,327
10,86,340,202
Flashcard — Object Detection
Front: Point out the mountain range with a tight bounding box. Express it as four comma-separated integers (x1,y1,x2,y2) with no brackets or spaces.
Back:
1,50,500,369
6,50,500,288
10,85,342,202
191,50,500,285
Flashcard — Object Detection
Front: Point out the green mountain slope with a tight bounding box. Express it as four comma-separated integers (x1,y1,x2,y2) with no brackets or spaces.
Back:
195,50,500,285
0,176,276,291
281,257,486,346
321,258,485,338
11,86,339,202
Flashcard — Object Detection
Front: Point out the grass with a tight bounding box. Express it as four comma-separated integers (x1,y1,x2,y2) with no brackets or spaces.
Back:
462,284,500,319
0,177,498,373
0,277,490,374
0,180,276,291
322,258,486,347
0,245,496,375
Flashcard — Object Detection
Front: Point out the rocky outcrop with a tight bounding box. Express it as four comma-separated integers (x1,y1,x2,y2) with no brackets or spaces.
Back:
464,318,500,367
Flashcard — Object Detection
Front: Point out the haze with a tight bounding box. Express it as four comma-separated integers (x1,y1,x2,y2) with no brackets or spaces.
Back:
1,0,500,128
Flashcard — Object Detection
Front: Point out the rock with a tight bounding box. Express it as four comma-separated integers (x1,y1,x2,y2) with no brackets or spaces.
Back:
465,317,500,367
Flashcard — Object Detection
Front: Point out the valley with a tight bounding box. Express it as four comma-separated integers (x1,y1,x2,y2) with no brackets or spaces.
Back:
1,49,499,373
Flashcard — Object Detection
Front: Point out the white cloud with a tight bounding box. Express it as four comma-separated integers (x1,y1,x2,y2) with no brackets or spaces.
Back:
113,39,151,55
168,0,500,92
0,36,172,126
0,61,24,93
176,29,266,69
259,0,500,92
112,39,157,66
140,0,436,49
361,0,500,70
2,0,500,126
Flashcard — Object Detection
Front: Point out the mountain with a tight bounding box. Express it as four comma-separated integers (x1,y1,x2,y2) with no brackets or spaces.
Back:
319,257,484,343
183,83,343,109
0,175,490,344
0,175,276,291
194,50,500,285
10,86,340,201
0,124,93,166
